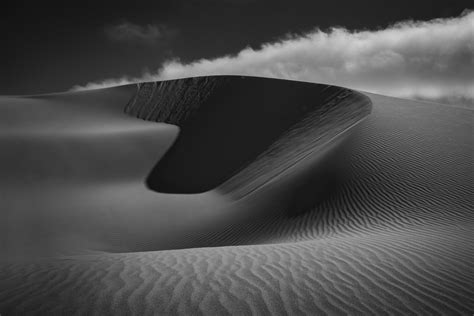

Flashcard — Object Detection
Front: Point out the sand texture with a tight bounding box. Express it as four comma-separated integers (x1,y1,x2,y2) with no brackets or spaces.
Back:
0,76,472,315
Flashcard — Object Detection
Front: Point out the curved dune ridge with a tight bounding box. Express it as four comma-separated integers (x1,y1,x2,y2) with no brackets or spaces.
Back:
125,76,371,196
0,77,473,314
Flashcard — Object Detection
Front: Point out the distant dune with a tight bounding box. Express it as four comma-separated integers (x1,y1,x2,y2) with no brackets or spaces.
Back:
0,76,472,315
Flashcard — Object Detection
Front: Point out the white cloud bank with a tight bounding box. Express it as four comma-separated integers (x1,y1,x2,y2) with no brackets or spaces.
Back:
75,11,474,105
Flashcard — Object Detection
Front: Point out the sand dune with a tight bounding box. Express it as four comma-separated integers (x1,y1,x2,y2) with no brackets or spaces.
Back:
125,77,371,195
0,76,472,314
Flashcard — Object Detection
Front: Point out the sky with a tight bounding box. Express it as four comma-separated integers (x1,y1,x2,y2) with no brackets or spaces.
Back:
2,0,473,104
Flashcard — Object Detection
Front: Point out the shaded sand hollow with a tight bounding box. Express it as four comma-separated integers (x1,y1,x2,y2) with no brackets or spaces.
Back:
0,76,472,315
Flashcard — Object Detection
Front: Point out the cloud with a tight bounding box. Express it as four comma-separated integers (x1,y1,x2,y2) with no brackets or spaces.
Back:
104,22,177,43
76,11,474,106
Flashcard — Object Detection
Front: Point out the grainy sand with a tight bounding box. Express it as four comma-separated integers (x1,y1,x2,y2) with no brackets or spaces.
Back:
0,77,472,315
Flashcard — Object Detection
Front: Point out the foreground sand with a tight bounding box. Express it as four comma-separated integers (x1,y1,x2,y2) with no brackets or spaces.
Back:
0,77,472,315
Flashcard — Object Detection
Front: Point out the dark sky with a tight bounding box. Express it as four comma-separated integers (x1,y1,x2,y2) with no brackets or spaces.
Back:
1,0,471,94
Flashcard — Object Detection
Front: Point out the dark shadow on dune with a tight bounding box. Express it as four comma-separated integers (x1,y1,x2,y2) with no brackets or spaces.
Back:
283,141,348,218
124,76,371,195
